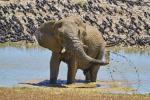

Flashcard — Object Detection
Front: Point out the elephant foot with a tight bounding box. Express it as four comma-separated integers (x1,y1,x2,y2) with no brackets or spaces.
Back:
67,81,74,84
85,80,91,83
67,78,76,84
50,79,57,84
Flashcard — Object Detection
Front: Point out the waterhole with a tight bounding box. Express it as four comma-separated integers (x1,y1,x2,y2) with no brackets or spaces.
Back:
0,46,150,94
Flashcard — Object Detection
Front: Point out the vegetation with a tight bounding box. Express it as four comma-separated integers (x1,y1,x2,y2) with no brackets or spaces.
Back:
71,0,88,6
0,87,150,100
0,42,38,48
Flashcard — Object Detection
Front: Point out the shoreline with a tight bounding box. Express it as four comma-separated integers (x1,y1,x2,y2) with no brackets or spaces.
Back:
1,42,150,51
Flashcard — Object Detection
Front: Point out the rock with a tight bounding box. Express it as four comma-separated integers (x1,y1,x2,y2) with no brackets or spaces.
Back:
0,0,149,46
0,36,6,43
127,38,136,46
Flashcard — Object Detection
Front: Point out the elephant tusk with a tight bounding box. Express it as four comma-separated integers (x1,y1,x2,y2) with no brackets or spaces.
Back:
83,44,88,49
61,47,66,54
81,42,88,49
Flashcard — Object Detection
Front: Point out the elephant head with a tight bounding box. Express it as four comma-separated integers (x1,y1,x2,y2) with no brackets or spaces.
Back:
33,20,62,53
32,19,109,65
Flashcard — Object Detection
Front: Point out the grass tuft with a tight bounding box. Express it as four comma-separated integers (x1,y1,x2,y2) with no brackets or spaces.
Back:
71,0,88,6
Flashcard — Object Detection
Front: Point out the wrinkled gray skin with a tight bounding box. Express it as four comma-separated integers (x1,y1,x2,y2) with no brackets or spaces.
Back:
32,16,109,84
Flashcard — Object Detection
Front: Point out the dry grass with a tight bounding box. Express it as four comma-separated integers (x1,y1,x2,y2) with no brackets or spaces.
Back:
109,46,150,54
0,87,150,100
71,0,88,5
0,41,38,48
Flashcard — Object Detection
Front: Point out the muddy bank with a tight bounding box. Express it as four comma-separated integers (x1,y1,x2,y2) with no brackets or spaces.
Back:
0,0,149,46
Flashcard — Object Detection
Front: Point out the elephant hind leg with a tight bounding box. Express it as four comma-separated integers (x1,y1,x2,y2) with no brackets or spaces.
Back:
84,65,100,82
89,65,100,82
88,47,107,82
83,48,102,82
83,69,91,82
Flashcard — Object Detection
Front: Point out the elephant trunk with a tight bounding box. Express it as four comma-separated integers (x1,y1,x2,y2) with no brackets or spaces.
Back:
74,42,108,65
64,33,109,65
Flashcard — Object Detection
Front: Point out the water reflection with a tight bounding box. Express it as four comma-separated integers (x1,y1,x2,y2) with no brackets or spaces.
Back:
0,46,150,94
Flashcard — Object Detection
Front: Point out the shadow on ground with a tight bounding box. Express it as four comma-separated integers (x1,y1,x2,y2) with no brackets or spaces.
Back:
18,79,136,94
19,79,100,88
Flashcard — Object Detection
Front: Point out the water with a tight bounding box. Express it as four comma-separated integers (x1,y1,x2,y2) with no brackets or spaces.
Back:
0,46,150,94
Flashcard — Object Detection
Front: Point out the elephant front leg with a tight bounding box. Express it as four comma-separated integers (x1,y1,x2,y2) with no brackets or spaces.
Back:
67,60,77,84
50,53,61,84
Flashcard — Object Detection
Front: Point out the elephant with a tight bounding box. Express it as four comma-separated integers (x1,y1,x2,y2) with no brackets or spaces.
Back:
31,16,109,84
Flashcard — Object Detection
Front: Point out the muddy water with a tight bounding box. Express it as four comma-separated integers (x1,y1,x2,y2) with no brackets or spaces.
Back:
0,46,150,94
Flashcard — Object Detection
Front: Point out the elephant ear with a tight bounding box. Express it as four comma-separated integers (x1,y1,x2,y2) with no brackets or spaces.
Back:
38,20,56,35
